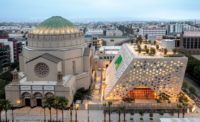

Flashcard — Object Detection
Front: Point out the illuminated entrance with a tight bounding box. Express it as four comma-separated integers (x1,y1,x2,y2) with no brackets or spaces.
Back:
124,86,158,99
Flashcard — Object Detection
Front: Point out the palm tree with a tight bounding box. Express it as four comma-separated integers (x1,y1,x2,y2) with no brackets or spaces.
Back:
117,105,122,122
139,110,144,121
53,96,60,121
122,106,126,122
44,97,55,122
103,103,107,122
108,101,112,122
182,102,188,118
0,99,4,122
177,104,182,118
58,97,69,122
3,100,11,122
74,106,79,122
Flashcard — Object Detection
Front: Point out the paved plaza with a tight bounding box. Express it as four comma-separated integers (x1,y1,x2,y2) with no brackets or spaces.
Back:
0,107,200,122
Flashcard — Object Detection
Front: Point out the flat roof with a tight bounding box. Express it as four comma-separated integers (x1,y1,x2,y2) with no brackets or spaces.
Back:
184,31,200,37
125,44,183,58
99,46,121,51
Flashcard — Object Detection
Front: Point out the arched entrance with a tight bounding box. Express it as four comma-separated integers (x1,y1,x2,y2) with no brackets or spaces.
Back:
22,92,31,106
34,93,43,106
124,86,158,99
45,92,54,98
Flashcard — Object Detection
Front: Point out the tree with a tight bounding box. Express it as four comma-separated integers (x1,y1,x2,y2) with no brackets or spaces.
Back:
182,102,188,118
158,93,170,103
44,97,55,122
137,45,142,53
117,105,122,122
0,71,13,82
153,41,156,45
178,92,188,103
150,48,156,55
3,100,11,122
177,104,182,118
144,45,147,50
189,86,196,95
103,103,107,122
122,105,126,122
136,36,143,44
148,40,151,44
53,96,60,121
194,66,200,80
172,49,177,54
0,99,4,122
74,106,79,122
145,48,149,54
58,97,69,122
108,101,112,122
149,112,153,120
139,110,144,120
164,48,168,55
182,81,188,89
0,79,7,99
156,45,159,49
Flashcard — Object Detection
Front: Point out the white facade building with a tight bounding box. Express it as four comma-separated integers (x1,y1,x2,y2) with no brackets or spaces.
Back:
106,30,123,36
104,44,187,102
85,29,104,36
161,39,175,51
139,27,166,40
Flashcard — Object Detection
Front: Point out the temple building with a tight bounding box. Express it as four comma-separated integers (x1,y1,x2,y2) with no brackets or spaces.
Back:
104,44,188,102
5,16,94,107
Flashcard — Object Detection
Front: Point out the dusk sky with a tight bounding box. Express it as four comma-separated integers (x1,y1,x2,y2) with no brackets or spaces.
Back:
1,0,200,22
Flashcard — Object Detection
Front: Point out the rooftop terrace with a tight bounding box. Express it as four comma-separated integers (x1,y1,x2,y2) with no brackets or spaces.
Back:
126,43,182,58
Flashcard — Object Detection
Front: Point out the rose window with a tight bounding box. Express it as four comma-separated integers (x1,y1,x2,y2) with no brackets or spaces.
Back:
34,63,49,77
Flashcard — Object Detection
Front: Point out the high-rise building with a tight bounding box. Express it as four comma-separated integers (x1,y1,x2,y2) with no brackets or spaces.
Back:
0,43,10,72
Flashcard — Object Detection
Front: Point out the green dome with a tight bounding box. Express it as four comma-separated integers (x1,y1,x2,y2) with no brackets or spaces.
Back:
38,16,74,28
33,16,79,35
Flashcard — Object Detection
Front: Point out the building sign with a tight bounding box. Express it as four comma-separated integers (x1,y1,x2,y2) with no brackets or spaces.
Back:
20,86,31,90
44,86,54,90
32,86,43,90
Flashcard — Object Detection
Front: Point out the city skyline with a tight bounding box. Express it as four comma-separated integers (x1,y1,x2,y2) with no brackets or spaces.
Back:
1,0,200,22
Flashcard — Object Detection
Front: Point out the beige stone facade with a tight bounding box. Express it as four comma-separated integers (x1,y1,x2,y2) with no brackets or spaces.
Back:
5,16,94,107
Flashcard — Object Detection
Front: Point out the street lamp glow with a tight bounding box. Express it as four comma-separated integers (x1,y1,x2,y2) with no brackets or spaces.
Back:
16,100,21,104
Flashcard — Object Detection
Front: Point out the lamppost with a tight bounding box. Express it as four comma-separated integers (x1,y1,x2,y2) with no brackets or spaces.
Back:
70,106,73,122
43,105,46,122
12,100,21,122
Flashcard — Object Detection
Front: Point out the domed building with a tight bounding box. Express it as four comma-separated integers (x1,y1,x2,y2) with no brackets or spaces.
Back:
5,16,94,107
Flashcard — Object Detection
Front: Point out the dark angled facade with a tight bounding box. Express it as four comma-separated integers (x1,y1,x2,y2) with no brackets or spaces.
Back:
177,31,200,54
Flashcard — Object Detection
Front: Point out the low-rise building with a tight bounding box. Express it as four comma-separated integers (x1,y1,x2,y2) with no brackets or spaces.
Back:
161,39,175,51
177,31,200,54
139,27,166,41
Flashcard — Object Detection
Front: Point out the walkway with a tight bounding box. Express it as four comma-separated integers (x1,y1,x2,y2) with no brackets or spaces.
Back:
1,109,200,122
